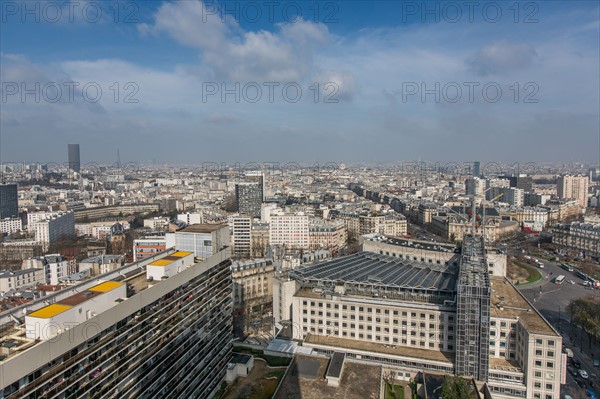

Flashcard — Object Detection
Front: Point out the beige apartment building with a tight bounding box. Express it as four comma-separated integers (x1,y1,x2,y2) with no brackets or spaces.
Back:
557,175,589,206
553,222,600,258
338,213,407,240
308,220,347,252
231,258,274,310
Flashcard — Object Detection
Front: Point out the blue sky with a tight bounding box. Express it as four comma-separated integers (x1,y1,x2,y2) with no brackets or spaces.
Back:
1,0,599,164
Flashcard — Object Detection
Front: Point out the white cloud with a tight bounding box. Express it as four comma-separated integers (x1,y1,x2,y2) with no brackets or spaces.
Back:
139,0,330,82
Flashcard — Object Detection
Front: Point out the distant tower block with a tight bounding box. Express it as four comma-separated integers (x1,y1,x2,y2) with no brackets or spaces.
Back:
473,161,480,177
68,144,80,172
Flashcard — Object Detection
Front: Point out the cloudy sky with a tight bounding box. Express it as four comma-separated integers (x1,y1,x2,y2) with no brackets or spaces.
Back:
1,0,598,164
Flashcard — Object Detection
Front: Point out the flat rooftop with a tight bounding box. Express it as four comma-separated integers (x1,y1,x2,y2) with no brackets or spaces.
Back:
305,334,453,364
326,352,346,378
28,281,125,315
364,234,457,253
489,356,522,373
291,252,457,292
180,224,223,233
275,355,380,399
489,276,557,336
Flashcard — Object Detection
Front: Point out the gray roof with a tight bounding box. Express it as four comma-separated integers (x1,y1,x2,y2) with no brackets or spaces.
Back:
291,252,457,292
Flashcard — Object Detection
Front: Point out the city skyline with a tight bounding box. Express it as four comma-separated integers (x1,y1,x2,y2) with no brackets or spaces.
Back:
1,1,598,163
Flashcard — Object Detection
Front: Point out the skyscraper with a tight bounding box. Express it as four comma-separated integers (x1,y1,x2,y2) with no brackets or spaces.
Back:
235,182,262,218
473,161,480,177
68,143,80,172
0,183,18,219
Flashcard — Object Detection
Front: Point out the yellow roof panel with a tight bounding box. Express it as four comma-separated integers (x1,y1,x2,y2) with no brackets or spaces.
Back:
171,251,193,257
149,259,173,267
89,281,124,293
28,304,72,319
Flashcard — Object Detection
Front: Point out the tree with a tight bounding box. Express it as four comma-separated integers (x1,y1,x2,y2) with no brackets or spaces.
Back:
383,369,397,387
567,296,600,349
440,376,470,399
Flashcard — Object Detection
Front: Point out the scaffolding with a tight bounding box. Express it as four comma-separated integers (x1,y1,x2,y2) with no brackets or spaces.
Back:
455,234,491,382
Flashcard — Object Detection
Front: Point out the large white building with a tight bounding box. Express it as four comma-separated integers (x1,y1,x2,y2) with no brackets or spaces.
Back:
0,218,22,234
488,187,524,207
273,235,562,399
166,224,230,260
269,212,309,250
31,211,75,244
231,216,252,257
0,247,233,399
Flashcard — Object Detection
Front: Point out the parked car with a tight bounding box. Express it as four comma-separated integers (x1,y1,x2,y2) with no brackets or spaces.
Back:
580,369,589,379
564,348,574,358
574,360,582,368
586,389,598,398
568,366,579,377
578,379,588,388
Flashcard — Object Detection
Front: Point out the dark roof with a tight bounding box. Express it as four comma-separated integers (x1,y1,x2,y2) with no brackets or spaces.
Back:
326,352,346,378
292,252,457,292
58,290,102,306
231,353,252,365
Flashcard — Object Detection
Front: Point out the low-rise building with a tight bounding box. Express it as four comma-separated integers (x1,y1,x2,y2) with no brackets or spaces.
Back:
78,254,126,276
553,222,600,259
0,268,45,293
133,234,167,261
22,254,69,285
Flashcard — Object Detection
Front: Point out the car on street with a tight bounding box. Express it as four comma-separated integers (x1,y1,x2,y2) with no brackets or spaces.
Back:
580,369,589,379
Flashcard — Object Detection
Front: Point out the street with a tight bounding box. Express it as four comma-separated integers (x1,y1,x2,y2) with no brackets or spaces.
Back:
517,253,600,398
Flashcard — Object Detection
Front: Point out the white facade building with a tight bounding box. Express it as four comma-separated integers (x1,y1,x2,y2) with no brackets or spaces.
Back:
0,268,45,293
32,211,75,244
269,212,309,250
177,212,203,225
0,218,22,234
232,217,252,257
165,224,229,260
22,254,69,285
